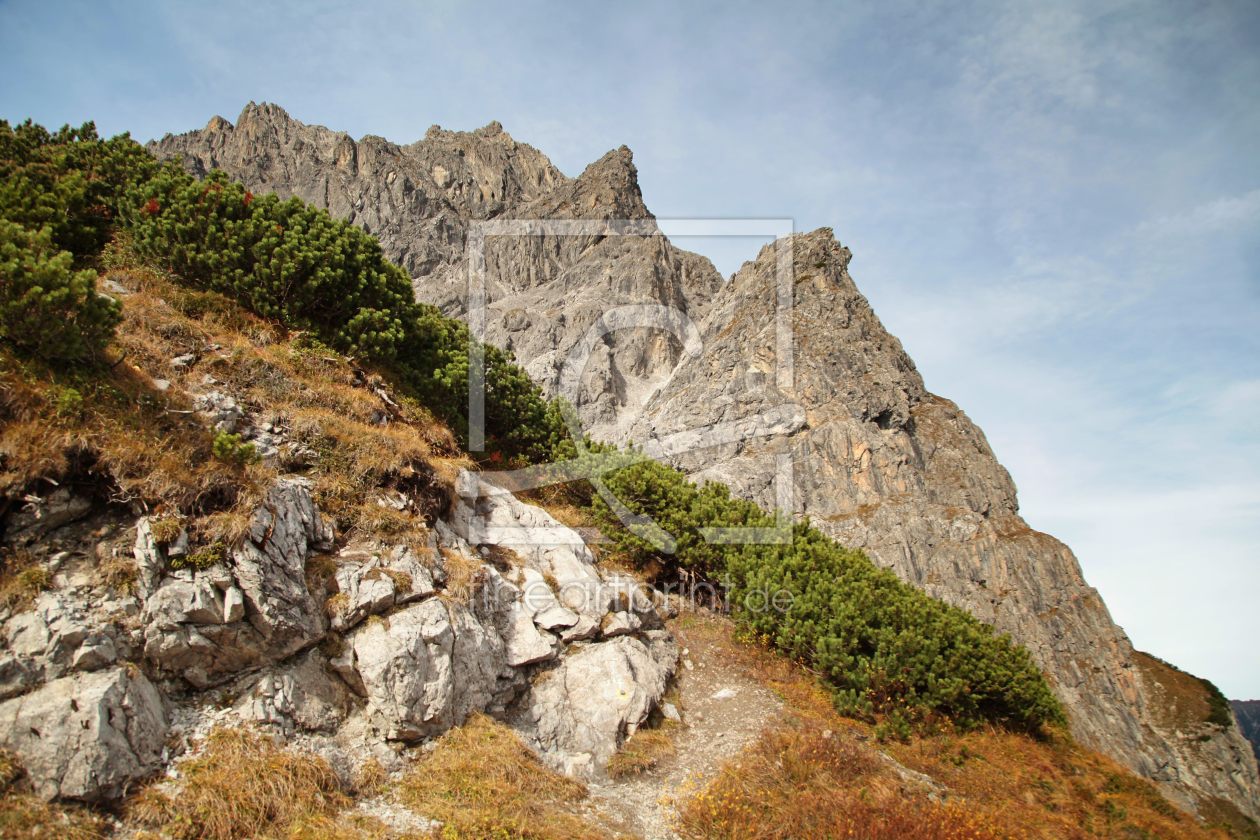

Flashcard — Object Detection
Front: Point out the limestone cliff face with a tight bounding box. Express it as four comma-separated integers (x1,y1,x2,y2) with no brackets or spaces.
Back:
627,230,1260,820
1233,700,1260,762
149,106,1259,819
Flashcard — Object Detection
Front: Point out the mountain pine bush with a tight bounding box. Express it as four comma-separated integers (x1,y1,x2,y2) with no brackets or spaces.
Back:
0,119,154,364
0,221,120,362
0,119,157,264
121,161,564,460
592,459,1066,732
123,170,418,359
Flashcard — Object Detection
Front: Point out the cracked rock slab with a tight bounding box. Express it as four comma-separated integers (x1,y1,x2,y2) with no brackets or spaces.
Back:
0,667,168,802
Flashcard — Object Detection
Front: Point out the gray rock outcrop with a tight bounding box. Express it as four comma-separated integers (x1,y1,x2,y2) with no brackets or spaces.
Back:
329,545,435,632
141,478,332,687
512,633,676,780
0,667,167,801
345,597,520,740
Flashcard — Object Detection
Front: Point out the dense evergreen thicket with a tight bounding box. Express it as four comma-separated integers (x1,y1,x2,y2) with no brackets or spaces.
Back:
592,459,1067,734
0,220,120,361
0,120,155,363
0,119,157,263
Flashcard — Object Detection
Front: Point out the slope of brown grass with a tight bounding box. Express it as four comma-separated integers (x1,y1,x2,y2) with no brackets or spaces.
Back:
1132,651,1213,733
0,749,109,840
127,727,352,840
396,714,615,840
672,614,1240,840
2,241,466,558
675,726,1009,840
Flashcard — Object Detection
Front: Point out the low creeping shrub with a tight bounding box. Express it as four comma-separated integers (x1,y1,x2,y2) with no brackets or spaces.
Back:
590,457,1066,734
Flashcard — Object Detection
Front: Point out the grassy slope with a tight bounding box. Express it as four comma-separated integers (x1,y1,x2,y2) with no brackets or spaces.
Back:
661,612,1251,840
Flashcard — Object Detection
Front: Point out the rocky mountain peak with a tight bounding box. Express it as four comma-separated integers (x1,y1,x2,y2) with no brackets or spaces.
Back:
144,106,1260,822
515,144,652,224
233,100,293,139
204,114,232,133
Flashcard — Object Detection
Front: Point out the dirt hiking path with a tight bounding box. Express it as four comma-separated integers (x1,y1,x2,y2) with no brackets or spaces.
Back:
582,613,785,840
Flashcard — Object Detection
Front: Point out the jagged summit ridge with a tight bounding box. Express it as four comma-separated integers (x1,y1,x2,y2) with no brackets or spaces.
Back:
147,106,1260,820
152,102,570,277
150,106,721,442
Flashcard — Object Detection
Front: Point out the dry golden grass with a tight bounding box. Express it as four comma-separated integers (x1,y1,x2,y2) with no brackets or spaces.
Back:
0,350,254,515
607,727,677,778
675,724,1013,840
324,592,351,619
282,811,424,840
3,245,464,581
440,548,485,603
395,714,612,840
0,749,110,840
0,548,52,612
0,792,111,840
352,759,388,797
671,615,1244,840
127,727,352,840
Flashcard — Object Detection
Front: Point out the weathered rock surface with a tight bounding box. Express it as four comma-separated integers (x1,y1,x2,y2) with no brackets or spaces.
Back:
346,598,510,740
4,487,94,544
329,545,435,632
150,105,566,280
141,478,332,687
452,471,614,618
0,667,167,801
1,590,120,698
232,650,350,733
0,544,142,702
512,633,677,779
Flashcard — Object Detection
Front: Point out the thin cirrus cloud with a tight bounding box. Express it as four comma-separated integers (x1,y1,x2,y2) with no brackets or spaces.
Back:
2,0,1258,696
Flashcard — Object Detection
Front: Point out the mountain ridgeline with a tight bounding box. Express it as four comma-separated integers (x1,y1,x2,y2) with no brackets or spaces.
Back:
142,103,1260,821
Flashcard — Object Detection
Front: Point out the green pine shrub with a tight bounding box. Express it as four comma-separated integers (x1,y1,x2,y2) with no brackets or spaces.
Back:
122,170,418,359
591,457,1066,733
590,458,772,577
211,431,260,467
0,119,152,364
122,166,565,461
728,524,1066,732
0,221,121,362
0,119,158,264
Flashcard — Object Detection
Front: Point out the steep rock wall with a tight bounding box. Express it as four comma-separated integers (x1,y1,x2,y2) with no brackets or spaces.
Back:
628,229,1260,819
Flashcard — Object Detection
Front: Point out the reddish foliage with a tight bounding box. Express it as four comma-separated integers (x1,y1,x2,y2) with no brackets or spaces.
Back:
141,198,160,216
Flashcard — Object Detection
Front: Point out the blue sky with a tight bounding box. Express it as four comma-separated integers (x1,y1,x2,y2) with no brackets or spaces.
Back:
4,0,1258,696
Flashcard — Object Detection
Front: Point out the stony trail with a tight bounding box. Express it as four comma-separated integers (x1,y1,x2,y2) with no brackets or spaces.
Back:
581,615,784,840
